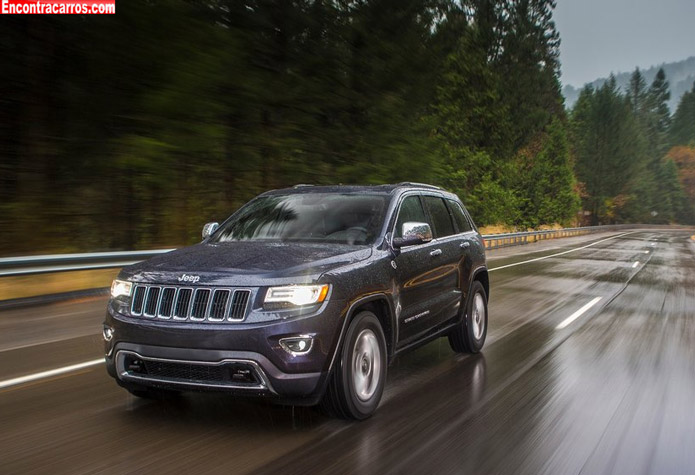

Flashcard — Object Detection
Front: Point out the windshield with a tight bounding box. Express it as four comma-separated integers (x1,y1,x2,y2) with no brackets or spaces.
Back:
211,193,388,245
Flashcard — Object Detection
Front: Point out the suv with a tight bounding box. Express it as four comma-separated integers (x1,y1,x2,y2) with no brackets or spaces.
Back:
104,183,489,419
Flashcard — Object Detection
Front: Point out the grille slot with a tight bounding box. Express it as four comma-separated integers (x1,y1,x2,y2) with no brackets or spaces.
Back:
173,288,193,320
191,289,211,321
132,286,146,315
143,287,160,317
130,285,251,322
230,290,251,321
158,287,176,318
209,290,230,321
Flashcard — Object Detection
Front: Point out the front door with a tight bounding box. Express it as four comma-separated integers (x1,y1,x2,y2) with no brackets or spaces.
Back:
393,194,460,346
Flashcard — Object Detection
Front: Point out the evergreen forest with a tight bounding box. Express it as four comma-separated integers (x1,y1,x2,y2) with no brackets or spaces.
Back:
1,0,694,254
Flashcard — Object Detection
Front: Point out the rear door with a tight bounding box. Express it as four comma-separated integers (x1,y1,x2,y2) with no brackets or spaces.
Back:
445,198,478,303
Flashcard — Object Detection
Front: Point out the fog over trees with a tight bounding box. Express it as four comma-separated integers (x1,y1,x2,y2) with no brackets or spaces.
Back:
562,56,695,112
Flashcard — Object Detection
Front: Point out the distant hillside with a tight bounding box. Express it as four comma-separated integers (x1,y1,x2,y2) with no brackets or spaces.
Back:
563,56,695,113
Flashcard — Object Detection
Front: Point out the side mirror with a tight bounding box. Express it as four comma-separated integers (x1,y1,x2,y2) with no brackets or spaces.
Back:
202,222,219,240
392,222,433,248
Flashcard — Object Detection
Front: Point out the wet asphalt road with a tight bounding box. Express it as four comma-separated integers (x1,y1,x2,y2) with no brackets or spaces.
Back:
1,230,694,474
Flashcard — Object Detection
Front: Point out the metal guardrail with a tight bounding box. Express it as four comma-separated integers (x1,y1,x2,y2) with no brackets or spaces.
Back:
480,225,634,250
0,225,647,278
0,250,175,277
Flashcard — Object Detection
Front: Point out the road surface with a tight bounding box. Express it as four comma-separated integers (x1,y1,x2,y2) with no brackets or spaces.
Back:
1,230,694,474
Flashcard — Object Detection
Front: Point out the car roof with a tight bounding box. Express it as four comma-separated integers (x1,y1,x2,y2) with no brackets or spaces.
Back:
261,182,456,198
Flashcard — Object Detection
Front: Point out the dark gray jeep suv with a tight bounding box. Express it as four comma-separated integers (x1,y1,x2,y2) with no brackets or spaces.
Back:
104,183,489,419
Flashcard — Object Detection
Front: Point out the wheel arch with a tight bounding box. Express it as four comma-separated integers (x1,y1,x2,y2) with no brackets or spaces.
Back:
347,294,396,360
471,266,489,301
328,293,396,376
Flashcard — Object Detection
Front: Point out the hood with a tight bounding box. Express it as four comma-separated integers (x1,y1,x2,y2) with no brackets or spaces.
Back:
120,241,373,286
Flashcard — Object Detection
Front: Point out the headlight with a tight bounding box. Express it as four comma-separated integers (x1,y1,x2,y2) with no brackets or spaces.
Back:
110,279,133,299
264,284,330,308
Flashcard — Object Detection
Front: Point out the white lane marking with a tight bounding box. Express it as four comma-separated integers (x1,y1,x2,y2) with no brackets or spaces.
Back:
556,297,603,330
0,358,103,390
632,261,639,268
489,232,635,272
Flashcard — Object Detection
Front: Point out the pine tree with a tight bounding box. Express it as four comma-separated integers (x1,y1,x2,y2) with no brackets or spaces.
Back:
432,22,518,225
646,68,672,158
640,68,689,222
620,67,654,222
518,119,579,227
498,0,564,150
571,78,647,224
669,82,695,146
627,68,648,118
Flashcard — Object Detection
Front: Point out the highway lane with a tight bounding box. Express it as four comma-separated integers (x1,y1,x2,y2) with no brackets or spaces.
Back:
0,230,630,378
0,230,625,382
1,230,693,474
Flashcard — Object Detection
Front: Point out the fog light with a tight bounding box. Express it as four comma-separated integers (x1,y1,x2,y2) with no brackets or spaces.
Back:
279,336,313,355
102,325,114,342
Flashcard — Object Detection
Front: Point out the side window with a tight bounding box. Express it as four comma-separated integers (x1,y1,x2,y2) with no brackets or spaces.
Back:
394,195,427,238
447,200,473,233
423,196,455,238
462,204,478,232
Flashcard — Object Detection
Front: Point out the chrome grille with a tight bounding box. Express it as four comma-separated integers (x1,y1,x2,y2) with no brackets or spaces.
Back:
130,285,251,322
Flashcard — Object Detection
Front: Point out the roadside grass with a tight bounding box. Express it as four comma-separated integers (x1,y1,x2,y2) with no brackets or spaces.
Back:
0,269,117,301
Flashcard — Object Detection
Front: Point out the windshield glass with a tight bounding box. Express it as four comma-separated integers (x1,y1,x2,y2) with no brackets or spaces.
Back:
211,193,388,245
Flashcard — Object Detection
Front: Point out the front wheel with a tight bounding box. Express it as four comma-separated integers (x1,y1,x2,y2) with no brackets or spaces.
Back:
320,311,387,420
449,281,488,353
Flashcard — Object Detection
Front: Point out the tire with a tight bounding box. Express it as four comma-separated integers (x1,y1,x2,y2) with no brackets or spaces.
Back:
449,280,488,353
320,311,387,420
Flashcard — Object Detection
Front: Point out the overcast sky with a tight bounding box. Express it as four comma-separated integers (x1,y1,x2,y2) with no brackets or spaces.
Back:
553,0,695,87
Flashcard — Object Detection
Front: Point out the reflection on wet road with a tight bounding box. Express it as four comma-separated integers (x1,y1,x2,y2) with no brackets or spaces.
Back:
1,230,694,473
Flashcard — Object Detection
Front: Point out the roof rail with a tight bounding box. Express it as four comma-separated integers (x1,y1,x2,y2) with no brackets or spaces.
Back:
397,182,442,190
292,184,314,188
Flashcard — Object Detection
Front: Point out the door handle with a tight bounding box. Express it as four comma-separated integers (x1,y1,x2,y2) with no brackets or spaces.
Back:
430,249,442,257
460,242,470,249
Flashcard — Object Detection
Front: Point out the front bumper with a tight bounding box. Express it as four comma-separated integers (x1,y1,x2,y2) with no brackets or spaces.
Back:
104,297,347,403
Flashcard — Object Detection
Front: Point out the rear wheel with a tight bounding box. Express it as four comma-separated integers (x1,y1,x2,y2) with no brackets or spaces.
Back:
449,280,487,353
320,311,387,420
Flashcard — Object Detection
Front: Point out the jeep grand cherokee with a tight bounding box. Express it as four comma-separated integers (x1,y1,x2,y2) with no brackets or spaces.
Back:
104,183,489,419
